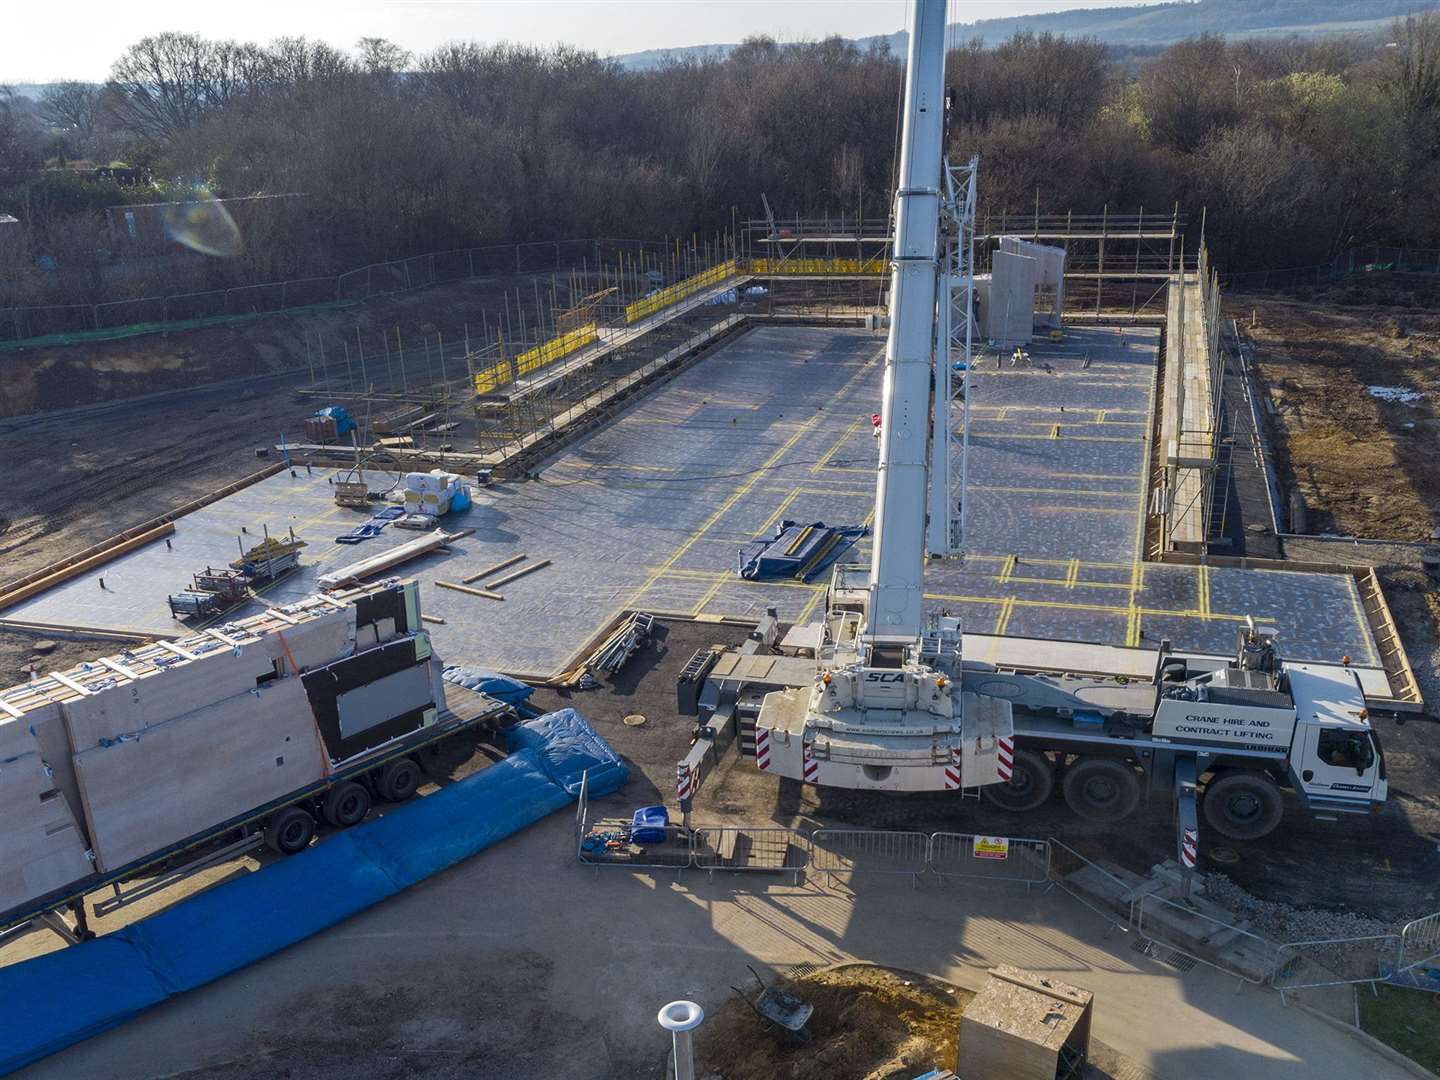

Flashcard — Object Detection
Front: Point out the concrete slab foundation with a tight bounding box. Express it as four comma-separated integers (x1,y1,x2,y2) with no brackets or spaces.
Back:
3,325,1381,681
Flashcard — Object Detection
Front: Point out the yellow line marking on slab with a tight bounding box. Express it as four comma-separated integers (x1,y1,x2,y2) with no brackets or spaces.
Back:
970,485,1138,499
1126,605,1142,647
796,584,828,624
1066,559,1080,589
994,596,1016,635
1198,564,1212,618
1049,423,1061,439
997,555,1017,584
812,414,867,473
1007,575,1131,591
984,432,1144,444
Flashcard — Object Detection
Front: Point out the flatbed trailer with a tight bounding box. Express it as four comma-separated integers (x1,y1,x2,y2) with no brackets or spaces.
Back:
0,580,515,950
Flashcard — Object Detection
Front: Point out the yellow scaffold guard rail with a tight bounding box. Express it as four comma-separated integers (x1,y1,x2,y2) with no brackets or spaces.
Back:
746,256,889,275
473,322,599,394
625,259,737,324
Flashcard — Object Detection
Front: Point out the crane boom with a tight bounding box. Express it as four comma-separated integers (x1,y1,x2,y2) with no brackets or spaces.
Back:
867,0,948,644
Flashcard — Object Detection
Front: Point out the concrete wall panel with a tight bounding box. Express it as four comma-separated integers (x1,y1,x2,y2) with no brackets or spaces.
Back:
73,677,325,873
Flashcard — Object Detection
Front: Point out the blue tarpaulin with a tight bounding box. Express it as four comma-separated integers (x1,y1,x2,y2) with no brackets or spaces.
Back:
443,665,534,709
738,520,867,582
0,710,627,1075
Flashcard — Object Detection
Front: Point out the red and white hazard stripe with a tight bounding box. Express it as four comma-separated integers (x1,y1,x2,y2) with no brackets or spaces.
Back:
802,740,819,783
676,763,695,801
944,744,962,790
755,727,771,771
1180,826,1199,869
996,736,1015,782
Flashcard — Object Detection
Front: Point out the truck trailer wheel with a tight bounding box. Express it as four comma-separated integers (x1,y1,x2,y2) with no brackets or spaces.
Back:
376,757,422,802
1062,757,1141,823
264,806,316,855
982,749,1054,812
1203,771,1284,840
321,780,372,828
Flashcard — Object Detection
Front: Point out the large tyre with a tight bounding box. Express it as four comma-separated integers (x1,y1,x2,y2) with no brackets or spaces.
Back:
982,749,1055,812
321,780,372,828
1203,770,1284,840
264,806,316,855
1062,757,1142,823
376,757,422,802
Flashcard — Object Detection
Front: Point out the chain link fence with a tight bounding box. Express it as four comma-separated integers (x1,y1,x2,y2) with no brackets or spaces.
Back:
1,237,684,345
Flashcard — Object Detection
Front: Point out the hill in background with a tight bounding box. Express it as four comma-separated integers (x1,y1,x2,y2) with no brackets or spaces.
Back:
616,0,1439,68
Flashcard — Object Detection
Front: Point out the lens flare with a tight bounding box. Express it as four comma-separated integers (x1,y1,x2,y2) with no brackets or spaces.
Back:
163,185,243,257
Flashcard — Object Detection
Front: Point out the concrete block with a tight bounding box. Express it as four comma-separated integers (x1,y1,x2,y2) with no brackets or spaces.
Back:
0,745,95,913
73,677,325,873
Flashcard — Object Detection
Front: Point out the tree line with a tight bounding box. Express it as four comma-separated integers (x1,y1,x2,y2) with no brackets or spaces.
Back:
0,14,1437,308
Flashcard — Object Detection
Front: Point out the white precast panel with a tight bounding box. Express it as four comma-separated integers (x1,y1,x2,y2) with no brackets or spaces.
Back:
868,0,947,640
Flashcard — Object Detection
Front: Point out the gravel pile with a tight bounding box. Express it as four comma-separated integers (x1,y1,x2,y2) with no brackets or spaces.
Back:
1204,872,1397,942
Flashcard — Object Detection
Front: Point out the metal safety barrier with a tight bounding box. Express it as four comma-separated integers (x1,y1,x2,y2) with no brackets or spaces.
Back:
1046,840,1133,934
1133,894,1280,989
809,829,930,888
692,827,807,885
1271,934,1404,999
928,832,1050,890
1400,911,1440,973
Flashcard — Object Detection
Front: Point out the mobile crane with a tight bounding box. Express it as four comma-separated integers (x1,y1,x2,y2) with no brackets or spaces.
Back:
674,0,1388,866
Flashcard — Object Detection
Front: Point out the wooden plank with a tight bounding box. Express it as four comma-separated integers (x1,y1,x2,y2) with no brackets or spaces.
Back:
155,640,199,661
0,697,24,719
97,657,139,680
206,628,241,647
485,559,551,590
49,671,92,696
420,613,447,625
462,553,526,585
434,580,504,601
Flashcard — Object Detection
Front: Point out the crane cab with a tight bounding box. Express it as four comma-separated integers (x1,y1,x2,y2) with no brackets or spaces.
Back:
1285,663,1387,814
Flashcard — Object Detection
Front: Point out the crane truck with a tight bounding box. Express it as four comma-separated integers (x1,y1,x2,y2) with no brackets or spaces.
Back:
673,0,1388,868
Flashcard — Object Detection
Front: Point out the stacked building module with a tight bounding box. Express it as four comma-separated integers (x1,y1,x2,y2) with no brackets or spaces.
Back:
0,580,466,920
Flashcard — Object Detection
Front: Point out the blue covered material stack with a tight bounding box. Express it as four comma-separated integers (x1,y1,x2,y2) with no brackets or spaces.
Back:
738,520,867,582
443,664,534,710
0,710,627,1075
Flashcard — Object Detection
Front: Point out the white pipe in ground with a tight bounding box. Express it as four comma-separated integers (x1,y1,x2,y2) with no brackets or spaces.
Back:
657,1000,704,1080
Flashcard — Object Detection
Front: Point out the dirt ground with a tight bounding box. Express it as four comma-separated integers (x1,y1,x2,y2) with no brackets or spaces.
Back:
1232,273,1440,540
697,965,967,1080
0,272,580,417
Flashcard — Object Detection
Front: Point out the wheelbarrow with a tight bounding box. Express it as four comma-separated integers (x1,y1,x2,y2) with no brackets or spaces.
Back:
730,965,813,1043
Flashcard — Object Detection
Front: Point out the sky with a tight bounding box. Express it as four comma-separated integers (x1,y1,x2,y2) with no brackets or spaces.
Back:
6,0,1165,83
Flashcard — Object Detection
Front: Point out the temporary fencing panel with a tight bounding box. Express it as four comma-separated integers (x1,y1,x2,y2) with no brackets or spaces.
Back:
1133,894,1279,988
1400,910,1440,973
1046,840,1132,933
809,829,929,887
1272,934,1404,997
693,827,807,884
928,832,1049,888
625,260,736,324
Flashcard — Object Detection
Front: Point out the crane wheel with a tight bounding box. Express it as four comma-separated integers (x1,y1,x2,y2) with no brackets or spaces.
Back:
321,780,372,828
981,749,1054,812
376,757,422,802
1202,770,1284,840
264,806,316,855
1062,757,1141,823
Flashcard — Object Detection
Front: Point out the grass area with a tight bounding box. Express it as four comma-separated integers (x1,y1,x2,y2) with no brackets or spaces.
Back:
1358,984,1440,1074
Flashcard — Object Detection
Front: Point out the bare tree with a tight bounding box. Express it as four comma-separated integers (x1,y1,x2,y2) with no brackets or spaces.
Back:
39,82,102,139
107,33,260,140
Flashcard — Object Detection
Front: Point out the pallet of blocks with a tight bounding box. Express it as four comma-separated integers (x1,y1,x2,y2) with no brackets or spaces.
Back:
0,580,447,920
